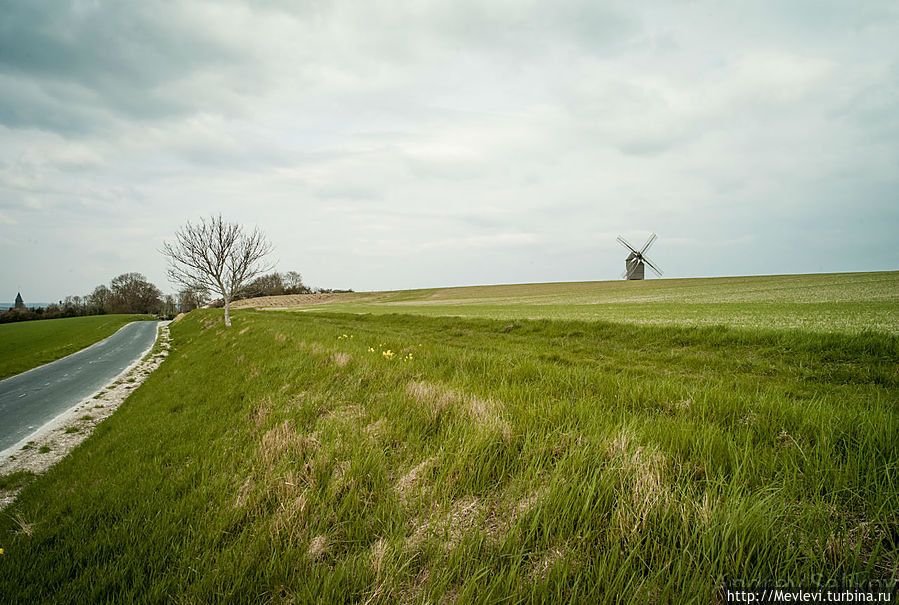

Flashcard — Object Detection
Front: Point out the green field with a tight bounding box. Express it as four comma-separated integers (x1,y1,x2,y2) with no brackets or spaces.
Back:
1,271,897,602
0,314,155,380
248,272,899,335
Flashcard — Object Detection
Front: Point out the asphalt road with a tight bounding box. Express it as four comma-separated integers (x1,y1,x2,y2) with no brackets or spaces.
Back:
0,321,159,452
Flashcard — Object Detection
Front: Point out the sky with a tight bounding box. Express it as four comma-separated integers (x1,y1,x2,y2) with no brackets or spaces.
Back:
1,0,897,302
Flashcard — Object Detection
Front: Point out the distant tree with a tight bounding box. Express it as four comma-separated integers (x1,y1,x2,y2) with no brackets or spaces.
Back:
162,294,177,317
43,304,63,319
87,285,112,314
283,271,310,294
310,286,354,294
241,272,286,299
239,271,311,299
177,287,209,313
161,215,273,327
0,307,34,323
109,272,163,314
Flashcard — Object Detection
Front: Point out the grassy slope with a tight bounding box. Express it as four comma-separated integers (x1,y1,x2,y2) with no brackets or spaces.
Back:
1,309,896,602
240,272,899,335
0,315,154,380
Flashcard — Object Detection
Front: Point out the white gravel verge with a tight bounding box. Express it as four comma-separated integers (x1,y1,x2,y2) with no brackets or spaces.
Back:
0,321,172,510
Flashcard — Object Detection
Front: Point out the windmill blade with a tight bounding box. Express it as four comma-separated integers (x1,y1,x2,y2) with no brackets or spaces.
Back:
640,232,657,255
642,254,663,277
617,235,639,255
621,269,629,279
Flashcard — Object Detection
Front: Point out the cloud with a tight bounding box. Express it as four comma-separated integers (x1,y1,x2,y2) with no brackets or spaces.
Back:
0,1,255,129
0,1,897,299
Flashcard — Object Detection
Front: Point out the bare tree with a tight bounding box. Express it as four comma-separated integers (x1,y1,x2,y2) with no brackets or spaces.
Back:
240,272,286,299
162,294,177,317
160,215,273,327
283,271,310,294
177,286,209,313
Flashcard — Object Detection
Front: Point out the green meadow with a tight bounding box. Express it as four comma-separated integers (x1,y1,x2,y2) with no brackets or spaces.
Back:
1,272,897,602
260,271,899,335
0,314,154,380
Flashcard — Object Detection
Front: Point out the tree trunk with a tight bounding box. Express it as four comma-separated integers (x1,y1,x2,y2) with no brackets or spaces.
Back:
224,296,231,327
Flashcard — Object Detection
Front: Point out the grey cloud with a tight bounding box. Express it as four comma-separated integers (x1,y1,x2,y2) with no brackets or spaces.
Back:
311,184,384,201
1,1,897,299
416,0,639,56
836,65,899,145
0,0,254,130
0,0,642,134
0,2,241,86
0,74,113,134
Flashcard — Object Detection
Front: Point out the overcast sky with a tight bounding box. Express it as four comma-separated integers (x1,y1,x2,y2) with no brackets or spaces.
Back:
2,0,897,301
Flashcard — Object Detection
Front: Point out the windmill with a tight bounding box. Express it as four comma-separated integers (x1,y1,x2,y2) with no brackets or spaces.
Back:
617,233,662,280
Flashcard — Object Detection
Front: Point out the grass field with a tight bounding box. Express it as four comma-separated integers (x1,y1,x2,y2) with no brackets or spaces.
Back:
0,314,155,380
235,271,899,335
1,289,896,601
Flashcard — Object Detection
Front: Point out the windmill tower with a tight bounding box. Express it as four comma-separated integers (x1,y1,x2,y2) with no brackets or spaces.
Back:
617,233,662,280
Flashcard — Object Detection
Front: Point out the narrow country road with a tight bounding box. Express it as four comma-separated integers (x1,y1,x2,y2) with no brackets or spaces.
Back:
0,321,160,452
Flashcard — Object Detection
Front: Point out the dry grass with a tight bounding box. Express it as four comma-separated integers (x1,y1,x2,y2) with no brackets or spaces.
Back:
297,341,328,356
442,497,483,551
307,534,329,561
364,418,387,441
234,476,254,509
684,491,715,530
259,421,318,466
272,492,308,541
329,461,350,495
406,496,483,552
403,567,432,605
406,380,511,439
465,394,512,442
369,538,390,576
513,488,544,518
395,457,437,505
324,405,364,425
332,352,351,367
608,431,672,535
406,380,458,417
231,292,370,309
251,397,272,430
397,483,551,556
12,512,34,536
529,548,565,582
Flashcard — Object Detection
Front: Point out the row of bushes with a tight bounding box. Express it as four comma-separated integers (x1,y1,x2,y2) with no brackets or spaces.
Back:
2,273,167,324
4,271,353,323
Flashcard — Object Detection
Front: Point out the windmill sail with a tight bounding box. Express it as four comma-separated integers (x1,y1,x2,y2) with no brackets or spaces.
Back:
617,233,661,280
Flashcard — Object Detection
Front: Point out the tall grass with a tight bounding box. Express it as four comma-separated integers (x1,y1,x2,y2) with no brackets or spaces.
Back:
0,309,896,602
